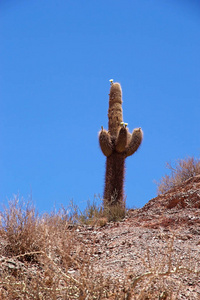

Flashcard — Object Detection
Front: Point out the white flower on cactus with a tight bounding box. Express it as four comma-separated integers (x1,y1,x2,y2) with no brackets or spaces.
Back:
109,79,114,84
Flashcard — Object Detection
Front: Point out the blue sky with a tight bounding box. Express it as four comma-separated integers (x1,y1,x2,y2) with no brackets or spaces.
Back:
0,0,200,214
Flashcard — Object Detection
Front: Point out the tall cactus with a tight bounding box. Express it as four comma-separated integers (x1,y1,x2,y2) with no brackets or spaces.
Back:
99,81,143,209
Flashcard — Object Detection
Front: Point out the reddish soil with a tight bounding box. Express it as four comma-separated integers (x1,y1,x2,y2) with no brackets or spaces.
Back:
75,175,200,298
1,175,200,299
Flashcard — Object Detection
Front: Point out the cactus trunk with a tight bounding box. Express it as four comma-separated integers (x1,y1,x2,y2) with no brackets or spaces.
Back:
104,151,126,207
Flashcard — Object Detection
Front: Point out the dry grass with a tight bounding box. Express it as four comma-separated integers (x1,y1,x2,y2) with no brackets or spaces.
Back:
68,196,126,225
126,232,199,299
156,157,200,195
0,198,199,299
0,198,125,299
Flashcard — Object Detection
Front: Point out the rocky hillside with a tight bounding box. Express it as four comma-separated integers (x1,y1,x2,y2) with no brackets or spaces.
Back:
0,175,200,299
128,174,200,229
76,174,200,299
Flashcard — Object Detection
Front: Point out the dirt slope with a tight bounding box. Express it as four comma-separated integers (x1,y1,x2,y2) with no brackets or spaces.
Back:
0,175,200,299
75,175,200,298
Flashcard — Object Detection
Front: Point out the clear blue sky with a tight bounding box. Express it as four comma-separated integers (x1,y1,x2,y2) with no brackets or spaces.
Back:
0,0,200,214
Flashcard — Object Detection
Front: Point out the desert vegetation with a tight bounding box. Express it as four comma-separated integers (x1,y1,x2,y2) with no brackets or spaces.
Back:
156,156,200,195
0,156,200,299
0,199,113,299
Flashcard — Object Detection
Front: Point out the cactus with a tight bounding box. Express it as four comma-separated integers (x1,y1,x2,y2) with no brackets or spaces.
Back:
99,81,143,210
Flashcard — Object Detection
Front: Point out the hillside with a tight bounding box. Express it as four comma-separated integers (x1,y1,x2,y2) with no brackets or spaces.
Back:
0,175,200,299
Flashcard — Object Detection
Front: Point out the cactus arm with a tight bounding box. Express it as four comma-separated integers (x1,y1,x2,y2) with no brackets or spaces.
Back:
108,83,123,137
115,126,128,153
125,128,143,157
99,129,113,157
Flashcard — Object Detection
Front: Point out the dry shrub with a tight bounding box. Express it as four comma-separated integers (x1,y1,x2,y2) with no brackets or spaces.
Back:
0,198,126,299
156,157,200,195
76,198,105,225
104,202,126,222
66,196,126,225
0,198,44,259
103,191,126,222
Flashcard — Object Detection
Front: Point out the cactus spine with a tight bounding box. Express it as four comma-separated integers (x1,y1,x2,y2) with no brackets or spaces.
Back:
99,82,143,210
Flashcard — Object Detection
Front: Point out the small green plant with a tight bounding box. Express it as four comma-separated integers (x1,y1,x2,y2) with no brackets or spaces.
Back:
103,193,127,222
77,198,104,225
65,196,108,225
156,156,200,194
66,195,127,224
